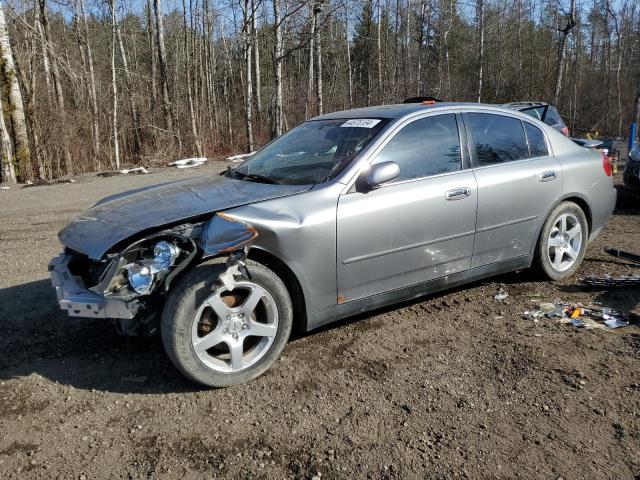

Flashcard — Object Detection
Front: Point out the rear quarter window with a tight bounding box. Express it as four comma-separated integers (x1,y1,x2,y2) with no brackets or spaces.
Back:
524,123,549,157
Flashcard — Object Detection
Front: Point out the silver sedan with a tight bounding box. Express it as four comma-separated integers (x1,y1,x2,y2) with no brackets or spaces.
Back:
50,103,616,387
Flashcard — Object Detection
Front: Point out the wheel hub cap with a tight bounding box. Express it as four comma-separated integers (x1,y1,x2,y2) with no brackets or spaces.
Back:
191,281,279,373
547,213,582,272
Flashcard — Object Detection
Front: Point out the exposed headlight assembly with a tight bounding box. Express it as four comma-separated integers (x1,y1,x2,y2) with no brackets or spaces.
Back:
125,240,181,295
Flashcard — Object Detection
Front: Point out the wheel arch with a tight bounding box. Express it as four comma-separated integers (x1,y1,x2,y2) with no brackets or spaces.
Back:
246,248,309,333
530,193,593,260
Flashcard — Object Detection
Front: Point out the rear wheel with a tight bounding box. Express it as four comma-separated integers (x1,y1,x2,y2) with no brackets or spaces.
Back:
535,201,588,280
161,259,293,387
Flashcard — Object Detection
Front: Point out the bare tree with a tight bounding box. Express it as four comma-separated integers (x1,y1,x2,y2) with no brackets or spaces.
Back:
39,0,72,174
553,0,576,104
243,0,254,151
77,0,100,165
315,2,323,115
0,3,30,178
273,0,284,136
0,86,15,183
476,0,484,102
182,0,202,156
109,0,120,169
154,0,174,133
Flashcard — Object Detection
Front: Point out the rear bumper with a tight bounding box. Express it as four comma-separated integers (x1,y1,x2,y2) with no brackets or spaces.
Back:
49,253,138,319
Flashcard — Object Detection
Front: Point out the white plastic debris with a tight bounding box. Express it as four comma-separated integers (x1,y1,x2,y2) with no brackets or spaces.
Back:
218,264,241,291
226,152,255,162
0,185,10,190
494,288,509,301
168,158,208,169
119,167,148,175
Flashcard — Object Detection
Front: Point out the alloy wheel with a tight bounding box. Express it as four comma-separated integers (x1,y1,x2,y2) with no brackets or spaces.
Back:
191,281,279,373
547,212,583,272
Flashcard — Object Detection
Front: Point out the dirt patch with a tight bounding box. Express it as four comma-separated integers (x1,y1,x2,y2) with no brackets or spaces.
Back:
0,166,639,478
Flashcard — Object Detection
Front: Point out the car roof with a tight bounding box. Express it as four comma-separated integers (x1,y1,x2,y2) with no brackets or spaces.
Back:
312,102,537,121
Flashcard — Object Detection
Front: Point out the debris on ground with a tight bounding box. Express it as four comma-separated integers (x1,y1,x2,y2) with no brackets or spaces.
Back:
523,301,630,330
226,152,255,162
494,288,509,301
23,177,76,187
98,167,149,177
168,157,207,169
119,167,148,174
0,185,10,190
583,247,640,287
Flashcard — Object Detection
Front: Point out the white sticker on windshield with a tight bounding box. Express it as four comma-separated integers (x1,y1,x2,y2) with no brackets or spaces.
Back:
341,119,381,128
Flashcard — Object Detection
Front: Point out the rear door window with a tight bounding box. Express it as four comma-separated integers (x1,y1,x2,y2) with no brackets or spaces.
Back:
466,113,529,166
374,114,462,182
524,123,549,157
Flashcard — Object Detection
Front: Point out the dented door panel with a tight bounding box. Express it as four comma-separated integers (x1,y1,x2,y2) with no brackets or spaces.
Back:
336,171,478,302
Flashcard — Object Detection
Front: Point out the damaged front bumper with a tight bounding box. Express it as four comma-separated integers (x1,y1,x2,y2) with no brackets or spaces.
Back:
49,253,139,319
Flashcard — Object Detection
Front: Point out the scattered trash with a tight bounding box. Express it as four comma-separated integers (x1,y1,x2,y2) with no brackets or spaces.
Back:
119,167,148,175
604,247,640,265
523,301,630,331
168,157,207,169
98,167,148,177
539,302,556,313
226,152,255,163
0,185,10,190
571,318,586,328
494,288,509,301
22,177,76,187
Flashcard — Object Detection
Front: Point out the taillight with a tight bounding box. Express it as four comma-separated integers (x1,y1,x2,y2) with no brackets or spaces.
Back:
602,152,613,177
561,126,569,137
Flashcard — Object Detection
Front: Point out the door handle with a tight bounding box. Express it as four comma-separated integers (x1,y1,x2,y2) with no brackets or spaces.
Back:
539,170,557,182
444,187,471,201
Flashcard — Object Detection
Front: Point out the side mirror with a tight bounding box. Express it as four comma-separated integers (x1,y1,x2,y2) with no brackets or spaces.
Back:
363,161,400,189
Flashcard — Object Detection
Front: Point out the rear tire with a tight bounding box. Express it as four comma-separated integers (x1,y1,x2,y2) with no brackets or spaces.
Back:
534,201,588,281
161,258,293,387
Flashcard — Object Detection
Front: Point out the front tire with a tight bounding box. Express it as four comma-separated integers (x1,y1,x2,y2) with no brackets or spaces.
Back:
161,259,293,387
535,201,588,280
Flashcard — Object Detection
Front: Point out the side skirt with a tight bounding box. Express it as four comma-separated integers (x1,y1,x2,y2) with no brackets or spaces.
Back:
307,255,531,331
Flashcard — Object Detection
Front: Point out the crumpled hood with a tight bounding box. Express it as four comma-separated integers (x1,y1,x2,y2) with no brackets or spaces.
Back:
59,174,311,259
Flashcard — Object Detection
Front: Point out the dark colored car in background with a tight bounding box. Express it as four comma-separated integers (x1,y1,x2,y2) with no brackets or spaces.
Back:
624,143,640,192
503,102,570,137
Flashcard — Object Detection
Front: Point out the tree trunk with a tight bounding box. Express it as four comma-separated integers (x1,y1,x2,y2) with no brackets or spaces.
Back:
154,0,174,133
116,25,142,154
182,0,202,156
252,0,262,120
476,0,484,102
0,4,31,179
273,0,284,136
0,86,15,183
39,0,72,174
314,2,323,115
146,0,157,115
377,0,382,102
77,0,100,166
306,3,316,119
344,3,353,107
243,0,254,151
110,0,120,170
553,0,576,104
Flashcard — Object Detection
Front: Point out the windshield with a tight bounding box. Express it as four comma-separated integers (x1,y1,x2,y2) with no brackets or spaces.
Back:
228,118,388,185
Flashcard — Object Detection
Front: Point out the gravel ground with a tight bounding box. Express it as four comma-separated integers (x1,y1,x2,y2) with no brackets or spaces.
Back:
0,163,639,479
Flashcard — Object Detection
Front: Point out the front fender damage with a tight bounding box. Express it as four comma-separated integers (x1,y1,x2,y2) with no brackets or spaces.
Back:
97,212,259,336
202,212,259,291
